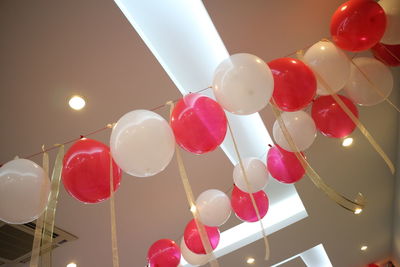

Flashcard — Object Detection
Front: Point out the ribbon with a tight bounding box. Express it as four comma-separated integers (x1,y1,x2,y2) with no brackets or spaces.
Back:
226,121,270,260
29,146,49,267
297,47,395,175
270,101,365,213
166,101,220,267
39,145,64,266
109,152,120,267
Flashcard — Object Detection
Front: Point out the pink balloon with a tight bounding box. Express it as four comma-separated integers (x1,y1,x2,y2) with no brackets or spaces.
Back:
184,219,220,254
231,185,269,222
147,239,181,267
267,145,305,184
170,93,227,154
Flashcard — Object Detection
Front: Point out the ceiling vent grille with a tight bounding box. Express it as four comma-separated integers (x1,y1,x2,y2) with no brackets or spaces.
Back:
0,221,77,265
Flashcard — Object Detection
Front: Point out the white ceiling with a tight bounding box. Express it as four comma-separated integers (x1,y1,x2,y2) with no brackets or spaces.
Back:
0,0,399,266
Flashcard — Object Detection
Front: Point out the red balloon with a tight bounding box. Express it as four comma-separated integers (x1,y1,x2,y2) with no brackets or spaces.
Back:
62,138,122,203
268,58,316,111
311,95,358,138
171,93,227,154
330,0,386,52
147,239,181,267
267,145,305,184
183,219,220,254
231,185,269,222
371,43,400,67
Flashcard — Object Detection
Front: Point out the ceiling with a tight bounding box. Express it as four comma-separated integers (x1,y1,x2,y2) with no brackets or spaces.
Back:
0,0,399,266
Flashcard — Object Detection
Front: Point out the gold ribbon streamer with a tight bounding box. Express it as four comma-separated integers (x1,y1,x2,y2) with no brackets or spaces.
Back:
226,121,270,260
109,153,120,267
29,146,49,267
297,48,395,175
269,102,365,213
166,101,220,267
39,145,64,266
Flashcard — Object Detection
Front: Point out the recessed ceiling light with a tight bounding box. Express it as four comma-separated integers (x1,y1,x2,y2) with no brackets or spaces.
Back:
246,257,255,264
342,137,353,147
354,208,363,215
361,245,368,251
69,95,86,110
66,263,77,267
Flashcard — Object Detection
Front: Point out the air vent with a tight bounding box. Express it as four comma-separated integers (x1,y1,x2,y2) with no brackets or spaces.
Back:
0,221,77,265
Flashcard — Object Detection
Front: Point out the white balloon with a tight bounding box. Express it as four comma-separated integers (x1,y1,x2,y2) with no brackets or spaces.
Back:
110,110,175,177
379,0,400,45
344,57,393,106
303,41,350,95
273,111,317,152
0,159,50,224
212,53,274,115
233,158,269,193
180,238,211,266
196,189,231,227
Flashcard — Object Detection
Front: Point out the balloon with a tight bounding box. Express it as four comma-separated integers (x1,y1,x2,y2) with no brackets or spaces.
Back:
330,0,387,52
212,53,274,115
272,111,317,152
379,0,400,44
268,58,317,111
180,238,211,266
371,43,400,67
170,93,227,154
110,110,175,177
0,159,50,224
233,158,269,193
147,239,181,267
267,145,305,184
231,185,269,222
184,219,220,254
196,189,231,227
344,57,394,106
62,138,122,204
312,95,358,138
303,41,350,95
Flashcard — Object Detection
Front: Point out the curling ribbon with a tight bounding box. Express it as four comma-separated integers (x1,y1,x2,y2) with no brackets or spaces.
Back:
166,100,220,267
226,120,270,260
297,47,395,175
269,101,365,212
29,146,49,267
39,145,64,266
109,152,120,267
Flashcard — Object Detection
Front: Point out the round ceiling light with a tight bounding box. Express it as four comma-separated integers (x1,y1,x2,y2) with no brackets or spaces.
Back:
69,95,86,110
246,257,255,264
66,263,77,267
342,137,353,147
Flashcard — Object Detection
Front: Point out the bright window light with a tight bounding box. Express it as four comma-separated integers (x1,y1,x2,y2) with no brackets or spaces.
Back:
68,95,85,110
272,244,332,267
